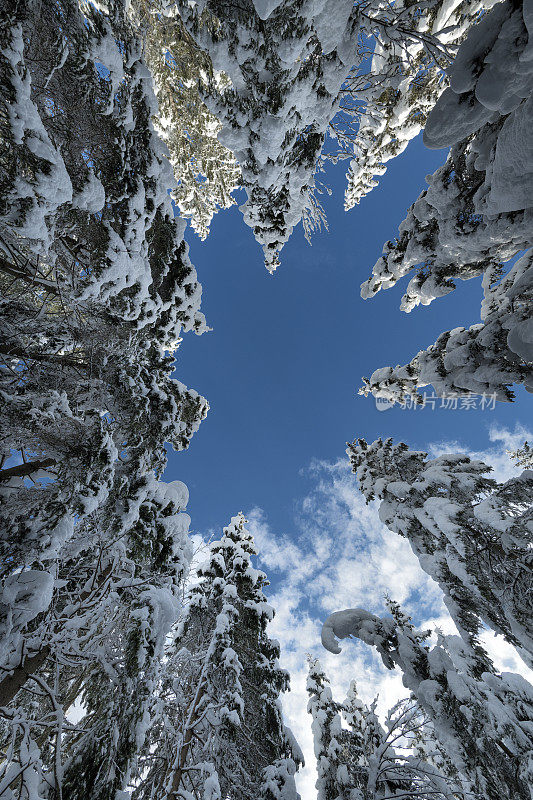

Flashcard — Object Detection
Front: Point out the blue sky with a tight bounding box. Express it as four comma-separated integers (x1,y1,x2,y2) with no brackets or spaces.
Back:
168,134,532,540
167,135,533,797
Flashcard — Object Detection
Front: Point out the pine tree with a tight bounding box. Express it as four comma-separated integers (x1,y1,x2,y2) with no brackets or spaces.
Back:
0,0,208,794
347,437,533,667
0,476,193,799
321,603,533,800
306,657,349,800
307,657,462,800
174,0,360,271
173,0,483,271
129,0,241,240
341,0,487,210
134,514,302,800
509,441,533,468
359,0,533,403
0,0,206,677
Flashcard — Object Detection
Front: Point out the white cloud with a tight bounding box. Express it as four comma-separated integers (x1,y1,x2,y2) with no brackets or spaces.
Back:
247,475,440,799
426,422,531,483
246,426,533,800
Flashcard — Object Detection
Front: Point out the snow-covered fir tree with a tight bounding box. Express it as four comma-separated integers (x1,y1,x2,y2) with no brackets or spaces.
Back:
0,0,208,794
129,0,241,239
2,2,532,800
322,602,533,800
306,656,349,800
510,440,533,468
134,513,303,800
173,0,359,271
170,0,485,270
55,480,193,800
0,0,206,669
359,0,533,404
0,477,193,799
341,0,488,210
307,657,462,800
360,236,533,404
347,437,533,667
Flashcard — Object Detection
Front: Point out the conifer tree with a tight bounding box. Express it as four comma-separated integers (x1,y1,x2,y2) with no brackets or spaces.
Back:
359,0,533,403
0,477,193,799
0,0,208,794
130,0,241,239
0,0,206,680
174,0,359,271
341,0,488,209
134,514,302,800
321,603,533,800
510,441,533,468
172,0,483,270
307,657,461,800
306,657,349,800
347,437,533,667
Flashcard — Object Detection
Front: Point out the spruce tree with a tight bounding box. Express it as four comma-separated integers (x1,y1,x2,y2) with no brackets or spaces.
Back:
321,603,533,800
306,657,349,800
307,658,461,800
510,441,533,468
129,0,241,239
174,0,359,271
172,0,482,270
347,437,533,667
0,0,207,793
342,0,488,210
0,477,193,799
359,0,533,403
0,0,206,681
134,514,302,800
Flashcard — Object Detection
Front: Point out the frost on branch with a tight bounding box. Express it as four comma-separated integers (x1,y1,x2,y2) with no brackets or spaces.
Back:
173,0,359,271
129,0,241,240
173,0,472,271
307,656,463,800
0,0,207,795
342,0,490,210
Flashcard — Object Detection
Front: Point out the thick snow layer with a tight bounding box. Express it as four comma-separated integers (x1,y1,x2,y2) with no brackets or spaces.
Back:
177,0,358,269
71,171,106,213
508,317,533,362
361,245,533,402
4,26,72,248
251,0,283,19
2,570,54,630
313,0,354,56
425,1,533,149
486,96,533,214
321,608,380,654
157,479,189,510
424,88,495,149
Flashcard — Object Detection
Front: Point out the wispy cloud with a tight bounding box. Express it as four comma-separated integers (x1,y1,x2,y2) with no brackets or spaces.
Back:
426,422,531,482
246,425,533,799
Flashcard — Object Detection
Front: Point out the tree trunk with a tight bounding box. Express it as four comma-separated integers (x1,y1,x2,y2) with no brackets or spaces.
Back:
0,563,114,706
0,255,59,295
167,684,206,799
0,458,56,482
0,647,51,707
